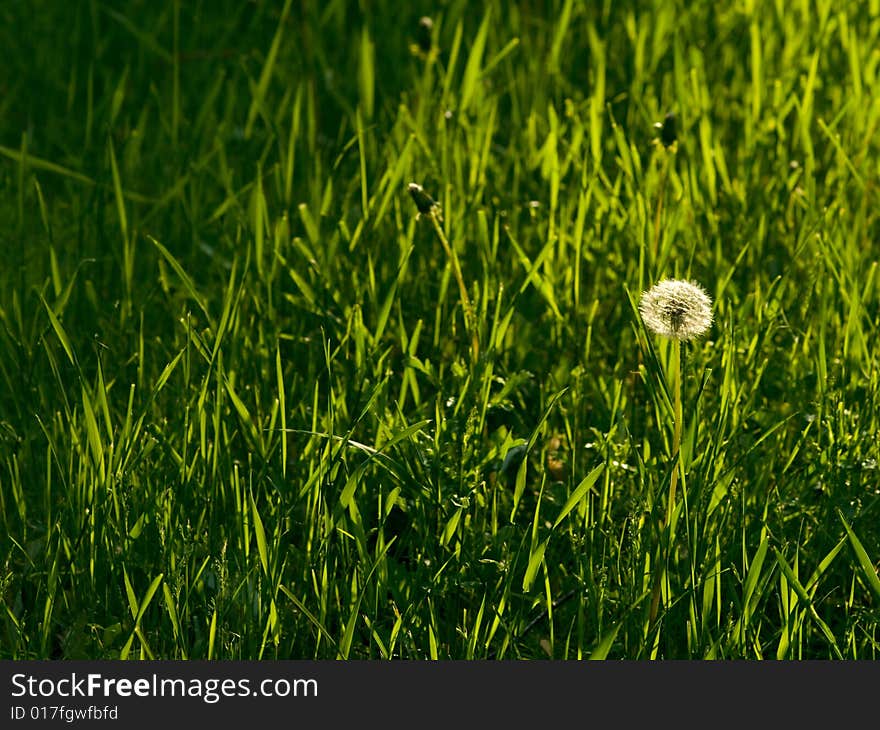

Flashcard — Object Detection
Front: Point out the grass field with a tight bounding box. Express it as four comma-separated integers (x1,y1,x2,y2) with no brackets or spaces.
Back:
1,0,879,660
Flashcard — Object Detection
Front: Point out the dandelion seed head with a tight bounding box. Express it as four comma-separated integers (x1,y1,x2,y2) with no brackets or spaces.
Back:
407,182,442,219
659,112,677,148
638,278,713,341
417,16,434,51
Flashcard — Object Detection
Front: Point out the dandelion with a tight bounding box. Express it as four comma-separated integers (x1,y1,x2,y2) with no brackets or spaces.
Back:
638,278,713,627
416,16,434,54
408,182,479,363
409,16,437,60
650,112,678,260
407,182,442,219
654,112,678,149
638,279,713,341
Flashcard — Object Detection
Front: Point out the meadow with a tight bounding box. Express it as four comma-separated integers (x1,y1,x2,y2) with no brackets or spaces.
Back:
1,0,879,660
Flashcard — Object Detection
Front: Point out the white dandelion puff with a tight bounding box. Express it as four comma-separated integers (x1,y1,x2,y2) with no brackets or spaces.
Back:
638,277,714,628
638,278,713,341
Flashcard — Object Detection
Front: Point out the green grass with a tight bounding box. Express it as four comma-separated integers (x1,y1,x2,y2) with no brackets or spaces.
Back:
1,0,879,660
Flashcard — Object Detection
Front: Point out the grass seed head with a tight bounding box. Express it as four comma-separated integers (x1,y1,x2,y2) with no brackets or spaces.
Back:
638,278,713,341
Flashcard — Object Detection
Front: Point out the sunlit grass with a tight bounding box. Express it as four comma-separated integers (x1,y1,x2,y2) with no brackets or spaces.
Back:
1,0,879,660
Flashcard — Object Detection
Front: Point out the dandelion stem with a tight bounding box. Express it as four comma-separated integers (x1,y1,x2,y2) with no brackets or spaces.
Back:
651,152,669,264
428,210,480,363
668,339,682,524
649,338,682,629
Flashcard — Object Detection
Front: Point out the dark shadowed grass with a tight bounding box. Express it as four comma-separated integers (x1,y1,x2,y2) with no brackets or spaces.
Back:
1,0,879,659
